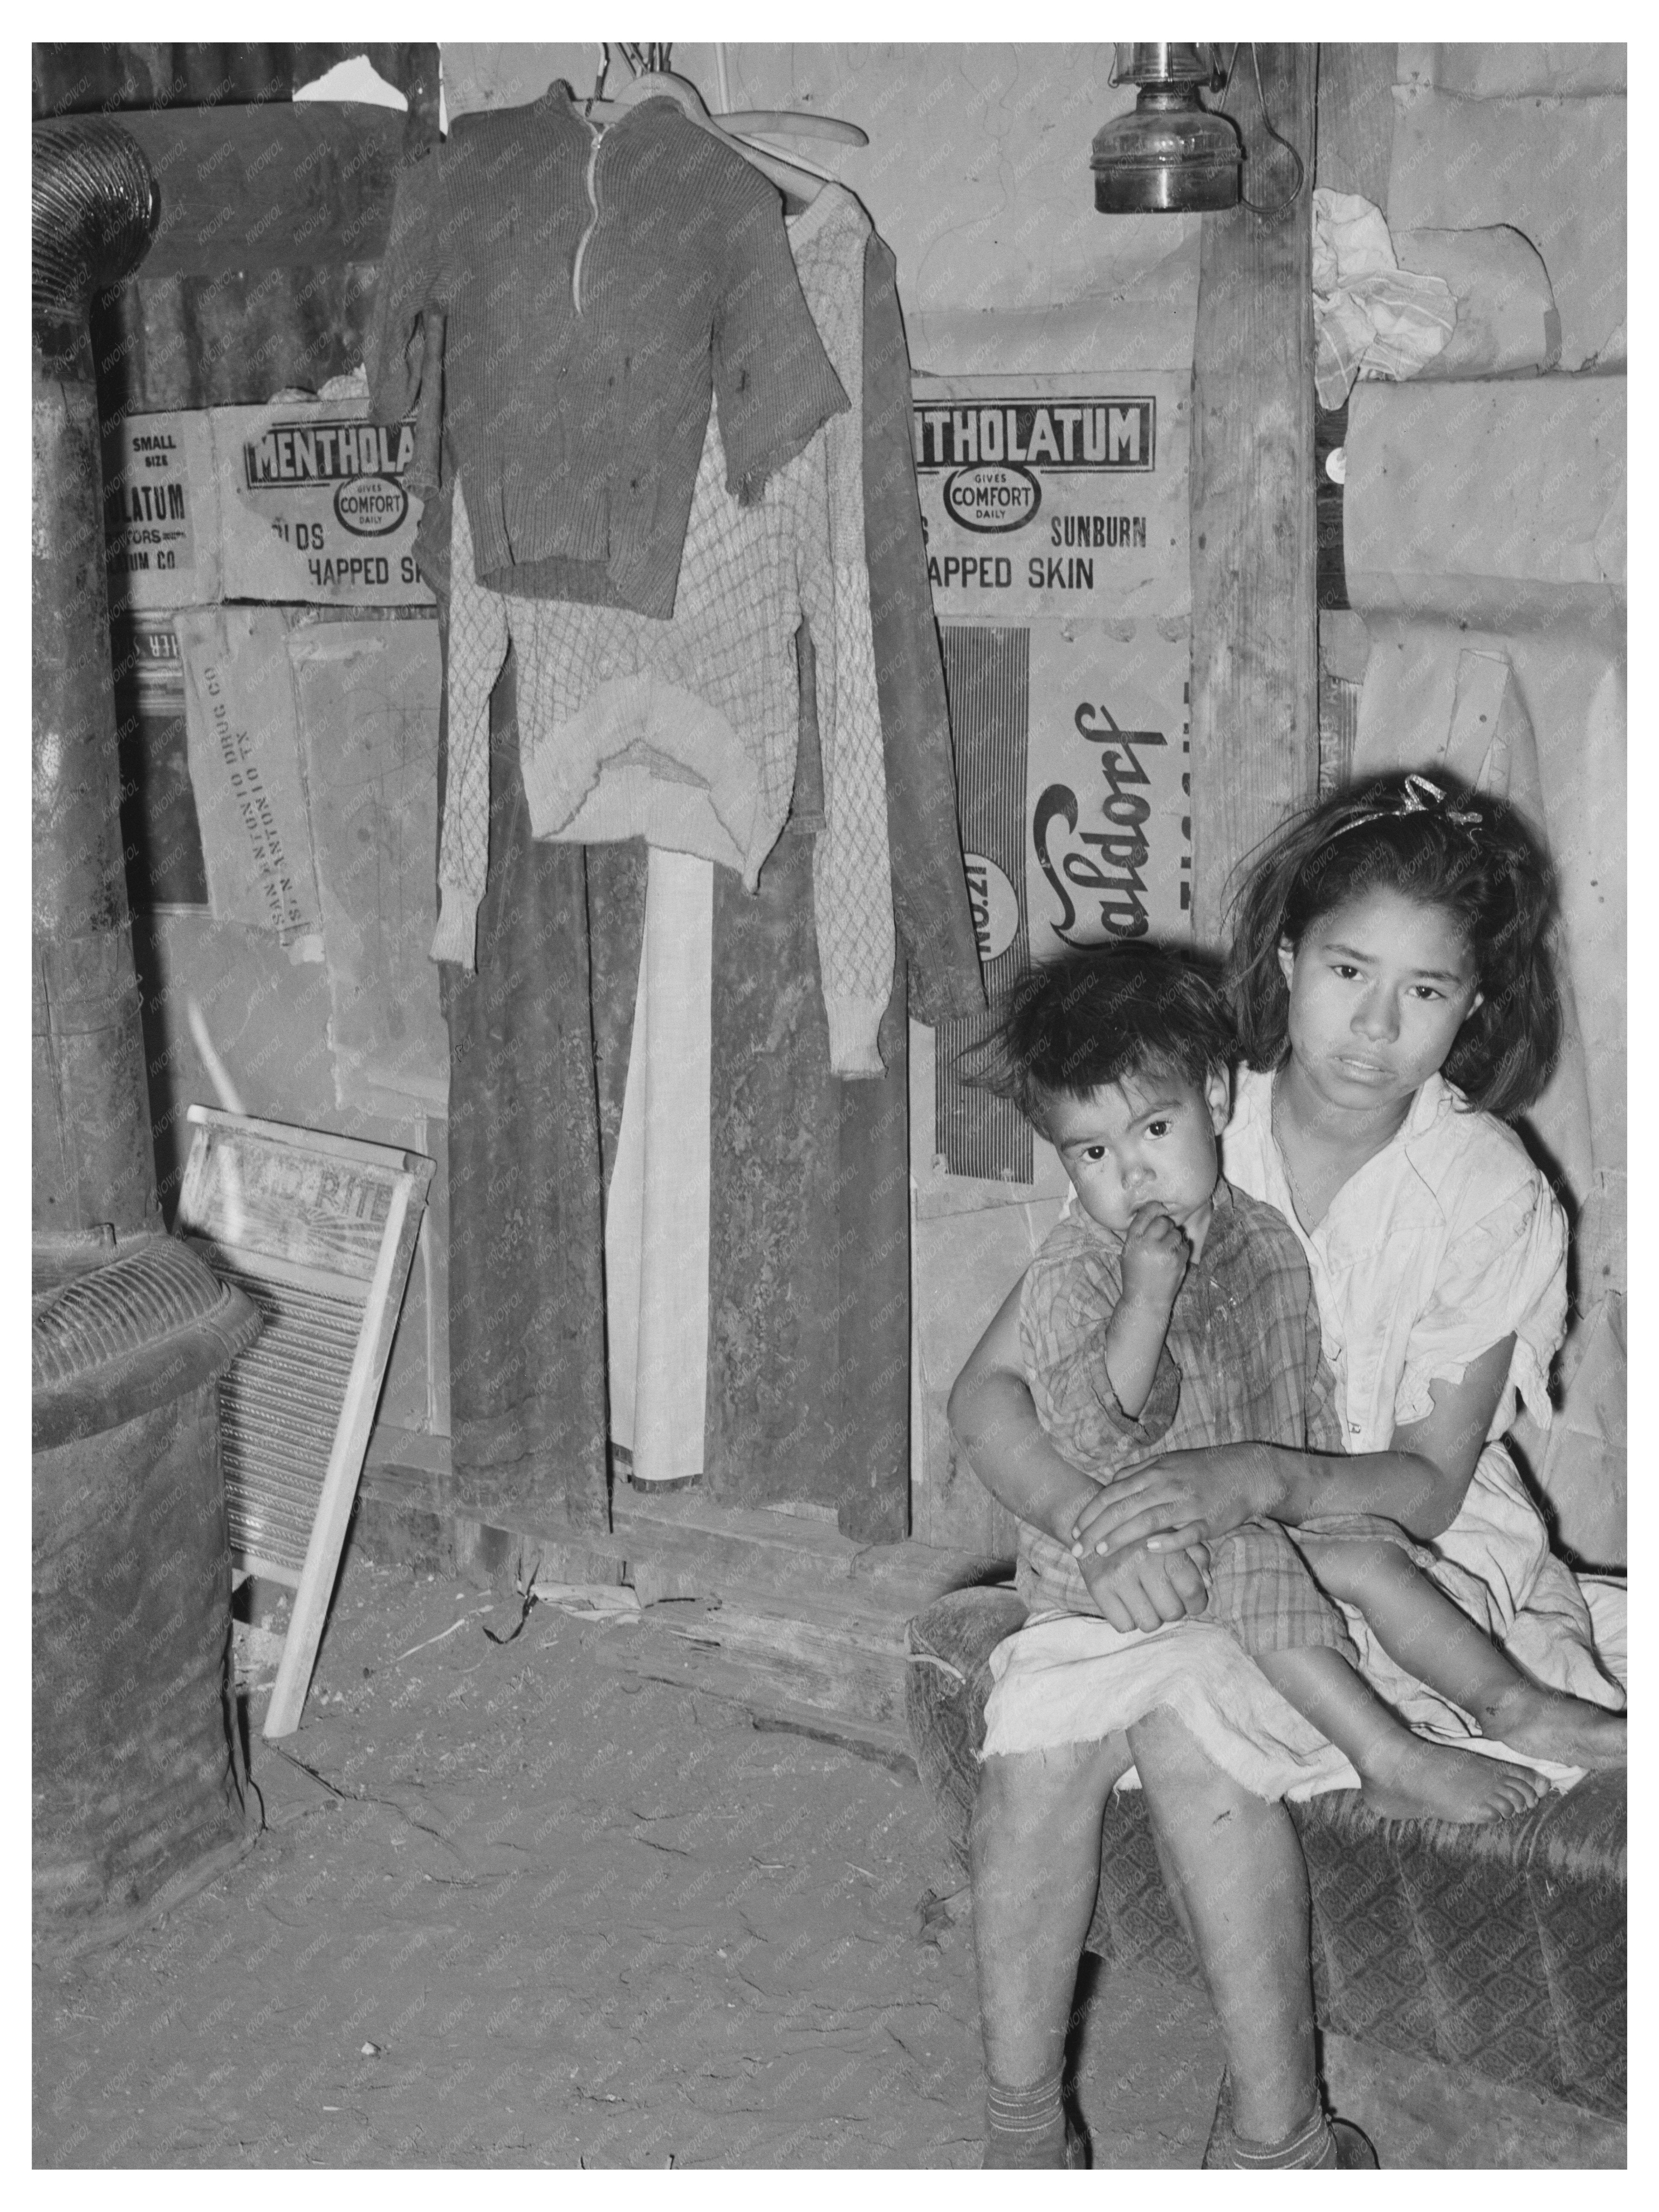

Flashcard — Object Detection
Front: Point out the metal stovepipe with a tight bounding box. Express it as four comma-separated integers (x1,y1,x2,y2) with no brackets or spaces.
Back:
33,120,162,1235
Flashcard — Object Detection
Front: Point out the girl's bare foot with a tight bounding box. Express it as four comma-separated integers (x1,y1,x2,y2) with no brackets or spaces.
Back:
1478,1682,1627,1769
1356,1737,1551,1825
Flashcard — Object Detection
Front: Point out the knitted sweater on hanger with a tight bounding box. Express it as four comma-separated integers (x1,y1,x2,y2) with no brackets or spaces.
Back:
436,184,895,1079
366,83,846,619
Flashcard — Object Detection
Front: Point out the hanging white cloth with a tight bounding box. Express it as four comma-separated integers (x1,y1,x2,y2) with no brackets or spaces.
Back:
604,848,714,1483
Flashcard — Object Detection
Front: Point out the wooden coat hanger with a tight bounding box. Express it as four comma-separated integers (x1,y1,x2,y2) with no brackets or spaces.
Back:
581,51,866,213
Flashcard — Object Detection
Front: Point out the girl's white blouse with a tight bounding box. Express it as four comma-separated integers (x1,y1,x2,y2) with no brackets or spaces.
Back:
1223,1067,1570,1646
984,1068,1620,1792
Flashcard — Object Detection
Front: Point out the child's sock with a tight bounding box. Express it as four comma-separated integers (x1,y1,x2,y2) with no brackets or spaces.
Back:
1207,2106,1338,2168
982,2068,1069,2168
1202,2072,1376,2168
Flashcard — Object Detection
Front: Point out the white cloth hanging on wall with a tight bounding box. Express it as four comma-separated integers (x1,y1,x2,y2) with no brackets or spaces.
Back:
1311,189,1455,408
604,849,715,1484
1344,375,1627,1562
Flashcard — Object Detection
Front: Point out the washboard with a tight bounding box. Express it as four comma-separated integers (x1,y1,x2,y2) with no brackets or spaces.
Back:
176,1107,434,1738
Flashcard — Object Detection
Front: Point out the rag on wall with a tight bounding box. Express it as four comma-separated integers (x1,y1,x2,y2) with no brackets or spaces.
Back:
1312,188,1455,409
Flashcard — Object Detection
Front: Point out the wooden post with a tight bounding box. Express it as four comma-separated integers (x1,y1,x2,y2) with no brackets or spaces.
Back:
1315,44,1397,206
1189,43,1318,949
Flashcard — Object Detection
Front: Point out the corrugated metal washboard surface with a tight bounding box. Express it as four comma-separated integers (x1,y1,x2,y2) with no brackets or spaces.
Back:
211,1261,365,1578
173,1107,433,1739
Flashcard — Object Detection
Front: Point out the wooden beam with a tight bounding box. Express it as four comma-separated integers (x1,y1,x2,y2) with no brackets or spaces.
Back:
1188,43,1318,949
1315,44,1397,206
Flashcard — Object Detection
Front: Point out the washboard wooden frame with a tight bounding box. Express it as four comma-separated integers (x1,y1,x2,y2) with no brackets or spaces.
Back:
176,1106,434,1738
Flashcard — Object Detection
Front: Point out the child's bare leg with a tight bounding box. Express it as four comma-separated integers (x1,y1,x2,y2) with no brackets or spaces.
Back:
970,1733,1132,2165
1303,1538,1627,1769
1129,1708,1320,2147
1257,1645,1550,1823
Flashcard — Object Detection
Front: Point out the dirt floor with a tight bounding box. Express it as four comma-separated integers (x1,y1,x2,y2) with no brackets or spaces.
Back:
32,1549,1624,2170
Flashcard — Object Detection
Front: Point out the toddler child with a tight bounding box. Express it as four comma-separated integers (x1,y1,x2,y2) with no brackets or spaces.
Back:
981,946,1614,1823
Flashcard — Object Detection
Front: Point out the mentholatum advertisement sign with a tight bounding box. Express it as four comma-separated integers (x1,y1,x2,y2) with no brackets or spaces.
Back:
105,401,434,610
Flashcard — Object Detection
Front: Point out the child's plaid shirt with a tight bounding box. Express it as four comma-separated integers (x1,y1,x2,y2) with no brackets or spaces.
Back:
1017,1178,1346,1614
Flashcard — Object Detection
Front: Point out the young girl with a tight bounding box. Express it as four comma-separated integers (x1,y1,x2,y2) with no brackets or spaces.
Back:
950,771,1627,2171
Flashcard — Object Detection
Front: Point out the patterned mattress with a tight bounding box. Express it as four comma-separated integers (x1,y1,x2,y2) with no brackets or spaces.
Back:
906,1587,1626,2118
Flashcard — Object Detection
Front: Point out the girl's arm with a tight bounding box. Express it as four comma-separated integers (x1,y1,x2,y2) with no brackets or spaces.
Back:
947,1279,1107,1545
1298,1335,1515,1528
1071,1336,1516,1557
947,1283,1212,1632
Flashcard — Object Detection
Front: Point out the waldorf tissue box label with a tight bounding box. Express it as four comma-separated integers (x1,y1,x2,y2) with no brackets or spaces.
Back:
931,620,1192,1183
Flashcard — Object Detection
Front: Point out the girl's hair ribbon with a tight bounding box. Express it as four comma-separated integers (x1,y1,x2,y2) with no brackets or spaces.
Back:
1329,772,1484,840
